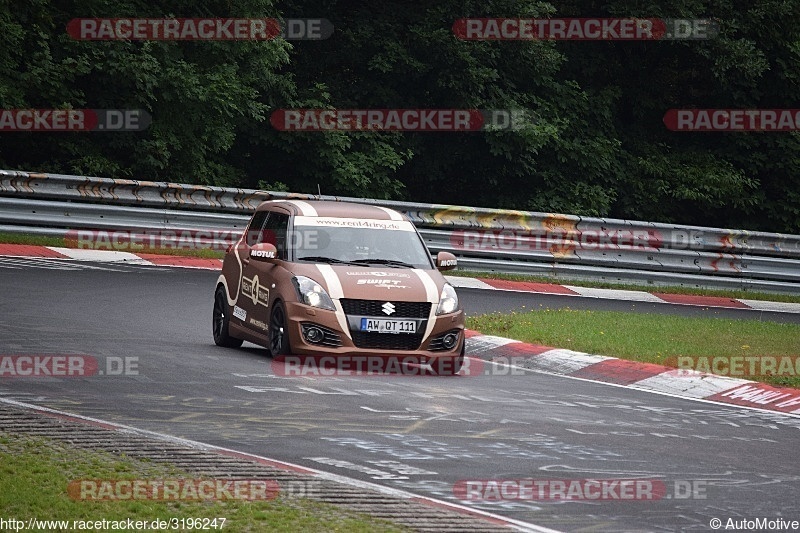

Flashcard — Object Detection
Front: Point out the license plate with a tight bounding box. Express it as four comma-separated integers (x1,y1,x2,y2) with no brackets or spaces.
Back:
360,318,417,334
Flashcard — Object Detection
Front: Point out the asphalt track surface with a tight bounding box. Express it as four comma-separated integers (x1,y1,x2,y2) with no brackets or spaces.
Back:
1,260,799,532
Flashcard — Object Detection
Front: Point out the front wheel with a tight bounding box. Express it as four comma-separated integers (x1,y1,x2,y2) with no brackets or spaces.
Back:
267,301,291,358
429,343,465,376
213,286,243,348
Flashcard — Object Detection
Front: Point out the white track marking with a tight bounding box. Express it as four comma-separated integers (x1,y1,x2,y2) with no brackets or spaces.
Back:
564,285,666,303
525,349,613,374
738,299,800,314
48,247,153,264
445,276,495,290
0,398,557,533
632,372,754,399
0,257,124,272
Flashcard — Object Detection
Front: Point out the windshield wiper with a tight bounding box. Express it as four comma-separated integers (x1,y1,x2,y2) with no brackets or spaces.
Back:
297,256,357,265
349,258,417,269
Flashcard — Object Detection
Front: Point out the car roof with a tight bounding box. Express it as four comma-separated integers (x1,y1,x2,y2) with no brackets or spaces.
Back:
255,199,407,221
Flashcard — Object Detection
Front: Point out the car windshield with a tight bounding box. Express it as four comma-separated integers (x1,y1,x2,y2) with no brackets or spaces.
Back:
293,218,433,269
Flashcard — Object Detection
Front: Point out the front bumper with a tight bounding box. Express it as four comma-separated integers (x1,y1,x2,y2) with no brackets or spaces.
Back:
284,300,465,361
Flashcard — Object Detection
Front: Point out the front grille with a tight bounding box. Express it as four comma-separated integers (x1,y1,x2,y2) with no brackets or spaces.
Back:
340,299,431,319
300,322,343,347
350,331,424,350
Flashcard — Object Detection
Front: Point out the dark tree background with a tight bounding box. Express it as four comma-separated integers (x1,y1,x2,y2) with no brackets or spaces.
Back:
1,0,799,232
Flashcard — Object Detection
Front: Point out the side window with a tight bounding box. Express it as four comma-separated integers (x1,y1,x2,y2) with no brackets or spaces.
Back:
262,212,289,260
244,211,268,246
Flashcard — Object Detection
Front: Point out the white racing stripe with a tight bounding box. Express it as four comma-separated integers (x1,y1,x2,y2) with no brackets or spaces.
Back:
316,264,352,339
273,199,318,216
373,206,405,221
412,269,440,342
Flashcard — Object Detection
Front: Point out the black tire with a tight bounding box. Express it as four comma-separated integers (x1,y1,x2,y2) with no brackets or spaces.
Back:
429,342,465,376
213,286,243,348
267,301,291,358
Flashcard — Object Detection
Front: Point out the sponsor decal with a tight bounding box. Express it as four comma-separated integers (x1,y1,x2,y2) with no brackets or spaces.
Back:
250,248,276,259
232,305,247,321
439,259,457,267
708,384,800,413
346,271,410,277
241,275,270,307
294,217,414,231
356,279,409,289
248,318,268,331
68,478,279,501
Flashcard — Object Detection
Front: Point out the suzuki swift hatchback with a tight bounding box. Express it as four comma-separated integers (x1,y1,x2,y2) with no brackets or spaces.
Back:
212,200,465,374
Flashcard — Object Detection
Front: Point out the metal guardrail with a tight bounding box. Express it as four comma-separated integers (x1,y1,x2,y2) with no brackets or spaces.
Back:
1,169,799,293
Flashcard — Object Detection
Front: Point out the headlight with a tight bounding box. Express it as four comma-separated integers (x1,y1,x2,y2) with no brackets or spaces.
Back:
293,276,335,310
436,283,459,315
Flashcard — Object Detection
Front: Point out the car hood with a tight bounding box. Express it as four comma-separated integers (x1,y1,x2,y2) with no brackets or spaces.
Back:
291,263,444,303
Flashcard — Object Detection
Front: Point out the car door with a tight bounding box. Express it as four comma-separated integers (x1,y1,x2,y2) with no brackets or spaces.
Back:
238,210,289,334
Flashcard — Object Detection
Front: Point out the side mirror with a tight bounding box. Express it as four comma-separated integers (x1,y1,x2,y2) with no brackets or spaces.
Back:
250,242,278,262
436,251,457,271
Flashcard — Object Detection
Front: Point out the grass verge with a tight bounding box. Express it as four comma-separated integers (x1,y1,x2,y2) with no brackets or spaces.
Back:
449,270,800,304
0,432,406,532
467,308,800,389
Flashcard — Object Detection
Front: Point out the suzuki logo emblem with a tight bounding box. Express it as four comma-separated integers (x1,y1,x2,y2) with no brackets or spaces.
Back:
381,302,396,315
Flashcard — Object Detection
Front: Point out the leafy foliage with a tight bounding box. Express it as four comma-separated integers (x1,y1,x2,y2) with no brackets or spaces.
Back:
0,0,798,231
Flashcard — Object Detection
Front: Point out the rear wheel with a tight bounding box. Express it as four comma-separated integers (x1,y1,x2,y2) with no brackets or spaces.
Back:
267,301,291,357
213,286,243,348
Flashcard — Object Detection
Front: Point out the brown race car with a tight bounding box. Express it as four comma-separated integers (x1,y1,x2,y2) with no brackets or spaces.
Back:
212,200,465,374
